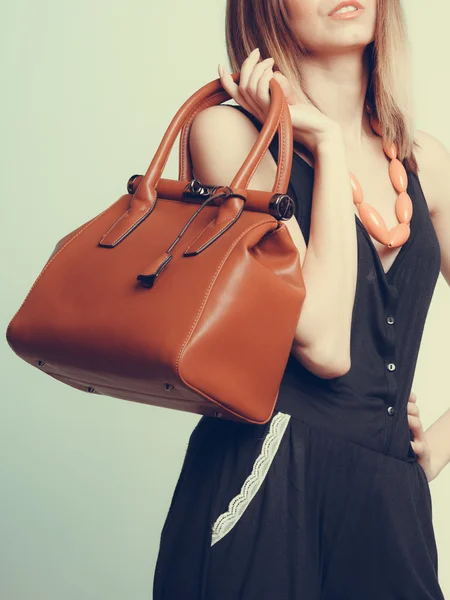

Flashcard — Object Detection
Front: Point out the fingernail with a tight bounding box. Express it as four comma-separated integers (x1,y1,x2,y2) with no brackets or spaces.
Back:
252,47,260,55
218,64,224,76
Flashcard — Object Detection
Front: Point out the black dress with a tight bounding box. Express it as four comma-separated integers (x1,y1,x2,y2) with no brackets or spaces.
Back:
152,104,445,600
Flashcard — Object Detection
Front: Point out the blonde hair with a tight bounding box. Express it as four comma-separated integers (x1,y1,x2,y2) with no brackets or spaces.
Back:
225,0,419,173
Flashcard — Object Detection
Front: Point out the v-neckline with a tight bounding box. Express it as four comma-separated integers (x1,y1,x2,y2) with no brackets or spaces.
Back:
292,149,416,282
353,212,413,280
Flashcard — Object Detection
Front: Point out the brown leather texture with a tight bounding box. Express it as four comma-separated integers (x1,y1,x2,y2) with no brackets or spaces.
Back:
5,74,306,425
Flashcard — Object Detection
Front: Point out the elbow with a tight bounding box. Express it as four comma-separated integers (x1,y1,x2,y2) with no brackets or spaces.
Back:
291,339,351,379
324,358,352,379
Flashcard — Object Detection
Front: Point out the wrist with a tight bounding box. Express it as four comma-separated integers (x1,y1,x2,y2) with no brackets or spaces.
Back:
424,428,450,479
312,125,345,158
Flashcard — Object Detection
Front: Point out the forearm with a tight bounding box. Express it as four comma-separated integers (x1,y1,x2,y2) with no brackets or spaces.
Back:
292,129,358,372
425,407,450,475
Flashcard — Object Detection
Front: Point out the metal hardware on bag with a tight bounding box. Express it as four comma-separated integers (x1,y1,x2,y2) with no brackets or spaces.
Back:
182,189,247,257
269,194,296,221
136,187,233,288
213,411,224,418
137,253,173,289
127,174,143,195
183,178,220,199
37,360,46,367
165,383,174,391
136,184,288,287
87,387,96,393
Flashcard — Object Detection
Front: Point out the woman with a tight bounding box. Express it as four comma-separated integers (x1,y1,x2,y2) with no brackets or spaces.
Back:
153,1,450,598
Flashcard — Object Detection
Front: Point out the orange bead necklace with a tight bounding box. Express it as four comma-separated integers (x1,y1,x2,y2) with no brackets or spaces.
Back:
351,104,413,248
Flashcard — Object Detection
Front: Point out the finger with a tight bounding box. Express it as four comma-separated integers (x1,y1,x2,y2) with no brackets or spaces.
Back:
218,63,239,94
243,59,275,114
273,72,298,105
410,439,426,456
408,413,425,441
246,57,274,96
219,64,246,106
239,48,261,90
407,400,420,417
255,67,274,111
409,391,417,403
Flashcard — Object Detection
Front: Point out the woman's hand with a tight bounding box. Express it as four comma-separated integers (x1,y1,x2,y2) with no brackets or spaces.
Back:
218,48,341,158
408,391,439,482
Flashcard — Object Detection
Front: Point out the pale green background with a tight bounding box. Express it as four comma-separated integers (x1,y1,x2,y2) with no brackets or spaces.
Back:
1,1,449,598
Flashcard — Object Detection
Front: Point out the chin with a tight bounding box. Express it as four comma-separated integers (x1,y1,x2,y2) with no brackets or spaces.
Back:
327,30,375,49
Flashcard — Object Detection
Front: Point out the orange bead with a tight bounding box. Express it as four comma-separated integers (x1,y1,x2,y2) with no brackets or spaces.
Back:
370,115,382,136
387,223,410,248
358,202,390,244
389,158,408,193
350,172,363,204
395,191,413,224
383,140,397,160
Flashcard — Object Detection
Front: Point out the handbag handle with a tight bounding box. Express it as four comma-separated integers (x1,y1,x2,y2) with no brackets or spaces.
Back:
176,72,292,189
99,73,292,248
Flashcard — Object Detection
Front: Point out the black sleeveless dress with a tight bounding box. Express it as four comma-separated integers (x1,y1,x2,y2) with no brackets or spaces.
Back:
152,104,445,600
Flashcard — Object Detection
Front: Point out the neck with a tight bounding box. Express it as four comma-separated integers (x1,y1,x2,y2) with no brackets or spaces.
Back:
298,47,373,151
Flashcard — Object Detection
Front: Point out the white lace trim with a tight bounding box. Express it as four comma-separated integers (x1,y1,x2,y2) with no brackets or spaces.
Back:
210,411,291,546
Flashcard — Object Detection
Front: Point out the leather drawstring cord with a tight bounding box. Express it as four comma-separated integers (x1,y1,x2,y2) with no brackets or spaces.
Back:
136,186,247,289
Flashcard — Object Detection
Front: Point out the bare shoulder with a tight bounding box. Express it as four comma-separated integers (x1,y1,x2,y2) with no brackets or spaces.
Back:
189,104,308,266
414,129,450,216
189,104,277,191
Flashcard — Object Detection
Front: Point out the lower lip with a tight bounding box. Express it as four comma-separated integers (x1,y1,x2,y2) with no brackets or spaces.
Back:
329,8,364,20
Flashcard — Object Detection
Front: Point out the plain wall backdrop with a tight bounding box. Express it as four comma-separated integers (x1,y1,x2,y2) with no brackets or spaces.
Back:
1,1,449,598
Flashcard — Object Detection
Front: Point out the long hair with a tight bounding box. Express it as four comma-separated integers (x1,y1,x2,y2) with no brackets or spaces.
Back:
225,0,419,173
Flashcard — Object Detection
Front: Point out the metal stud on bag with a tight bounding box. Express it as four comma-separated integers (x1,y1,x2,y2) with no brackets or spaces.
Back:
269,193,296,221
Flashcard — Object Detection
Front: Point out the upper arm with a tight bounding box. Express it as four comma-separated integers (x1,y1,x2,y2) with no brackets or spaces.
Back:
189,104,276,190
415,129,450,285
189,104,307,266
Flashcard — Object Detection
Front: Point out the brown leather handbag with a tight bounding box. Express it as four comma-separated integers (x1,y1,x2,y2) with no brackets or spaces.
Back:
5,73,306,425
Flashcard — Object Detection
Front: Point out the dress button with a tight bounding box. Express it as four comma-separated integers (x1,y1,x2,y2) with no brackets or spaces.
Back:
387,406,395,416
386,362,396,371
386,316,395,324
